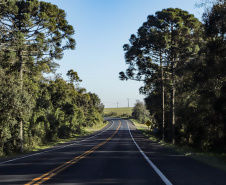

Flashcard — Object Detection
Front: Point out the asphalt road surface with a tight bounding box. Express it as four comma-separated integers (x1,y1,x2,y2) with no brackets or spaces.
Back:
0,118,226,185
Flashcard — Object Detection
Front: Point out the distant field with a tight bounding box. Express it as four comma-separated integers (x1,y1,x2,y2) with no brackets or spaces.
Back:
104,107,133,116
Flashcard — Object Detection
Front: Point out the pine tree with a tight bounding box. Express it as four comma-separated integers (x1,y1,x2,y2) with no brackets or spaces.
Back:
0,0,75,152
120,8,202,143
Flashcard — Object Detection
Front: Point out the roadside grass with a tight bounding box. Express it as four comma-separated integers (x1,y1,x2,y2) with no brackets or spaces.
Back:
130,118,149,130
0,121,108,158
30,135,80,152
32,121,108,152
85,121,108,131
131,119,226,172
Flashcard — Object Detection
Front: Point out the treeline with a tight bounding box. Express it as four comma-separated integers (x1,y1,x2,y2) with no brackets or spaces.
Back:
0,0,104,156
120,1,226,151
0,72,104,155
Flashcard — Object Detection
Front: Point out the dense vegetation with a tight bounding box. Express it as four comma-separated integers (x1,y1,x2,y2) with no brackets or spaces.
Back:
0,0,104,156
120,1,226,151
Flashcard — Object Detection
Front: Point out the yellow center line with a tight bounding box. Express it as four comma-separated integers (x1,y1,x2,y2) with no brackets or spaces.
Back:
25,121,121,185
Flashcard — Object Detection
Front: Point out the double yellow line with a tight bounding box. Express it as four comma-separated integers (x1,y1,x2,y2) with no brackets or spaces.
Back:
25,122,121,185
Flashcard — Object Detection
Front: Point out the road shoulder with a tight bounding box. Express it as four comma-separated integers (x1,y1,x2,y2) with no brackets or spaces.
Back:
127,119,226,185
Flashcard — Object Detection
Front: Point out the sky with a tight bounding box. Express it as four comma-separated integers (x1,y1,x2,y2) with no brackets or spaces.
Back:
43,0,204,108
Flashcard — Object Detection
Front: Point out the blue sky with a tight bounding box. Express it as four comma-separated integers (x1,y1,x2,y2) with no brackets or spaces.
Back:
44,0,204,108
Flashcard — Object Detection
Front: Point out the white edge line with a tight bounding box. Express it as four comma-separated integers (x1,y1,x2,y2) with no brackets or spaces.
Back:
0,120,115,165
126,120,173,185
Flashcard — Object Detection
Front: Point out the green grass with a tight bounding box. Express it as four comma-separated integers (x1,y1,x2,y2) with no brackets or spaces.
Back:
31,135,81,152
130,118,149,130
104,107,133,116
131,119,226,172
30,132,92,152
33,122,108,152
0,121,108,158
85,121,108,131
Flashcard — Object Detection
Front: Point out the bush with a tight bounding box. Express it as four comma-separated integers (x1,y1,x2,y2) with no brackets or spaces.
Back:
58,125,71,139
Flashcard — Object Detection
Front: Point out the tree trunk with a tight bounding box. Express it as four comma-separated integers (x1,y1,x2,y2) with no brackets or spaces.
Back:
171,61,175,144
18,9,24,153
19,49,24,153
160,53,165,141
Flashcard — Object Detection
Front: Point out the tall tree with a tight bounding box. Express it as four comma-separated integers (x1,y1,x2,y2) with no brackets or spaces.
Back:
119,17,167,140
201,0,226,145
120,8,201,143
0,0,75,152
138,15,169,140
155,8,201,143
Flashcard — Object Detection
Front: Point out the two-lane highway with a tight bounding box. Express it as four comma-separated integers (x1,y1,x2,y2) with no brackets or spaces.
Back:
0,118,226,185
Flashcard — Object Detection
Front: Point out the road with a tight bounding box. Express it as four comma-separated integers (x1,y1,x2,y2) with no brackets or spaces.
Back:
0,118,226,185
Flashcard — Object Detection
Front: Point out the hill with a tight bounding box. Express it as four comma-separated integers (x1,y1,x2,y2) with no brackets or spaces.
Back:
104,107,133,117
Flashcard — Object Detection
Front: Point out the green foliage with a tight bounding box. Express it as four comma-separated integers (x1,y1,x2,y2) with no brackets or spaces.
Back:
132,101,155,125
0,0,104,156
0,0,77,153
120,3,226,152
0,70,104,155
132,102,146,123
67,69,82,83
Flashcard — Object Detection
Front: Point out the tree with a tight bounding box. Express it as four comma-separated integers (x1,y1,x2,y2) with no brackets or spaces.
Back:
120,8,202,144
136,14,169,140
132,102,146,122
0,0,75,152
119,15,167,140
199,0,226,147
155,8,201,143
66,69,82,84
